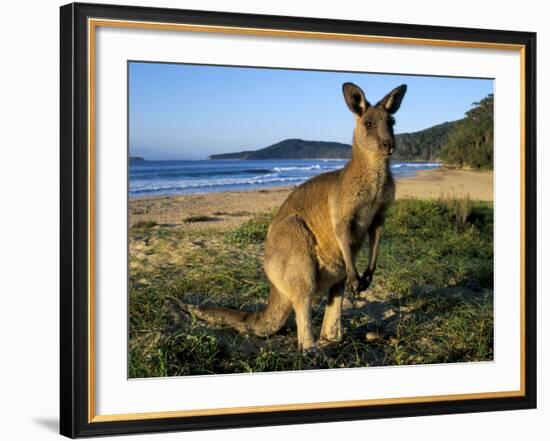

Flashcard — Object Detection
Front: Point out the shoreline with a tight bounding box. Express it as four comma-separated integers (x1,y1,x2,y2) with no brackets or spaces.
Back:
130,167,493,231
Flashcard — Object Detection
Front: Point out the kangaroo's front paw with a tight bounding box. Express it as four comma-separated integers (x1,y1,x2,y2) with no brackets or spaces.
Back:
345,276,360,296
358,272,373,292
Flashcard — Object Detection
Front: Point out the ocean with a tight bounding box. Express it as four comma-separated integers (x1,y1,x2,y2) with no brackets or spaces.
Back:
129,159,441,198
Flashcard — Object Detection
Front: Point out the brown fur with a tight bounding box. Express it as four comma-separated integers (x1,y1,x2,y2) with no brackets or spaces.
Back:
188,82,407,351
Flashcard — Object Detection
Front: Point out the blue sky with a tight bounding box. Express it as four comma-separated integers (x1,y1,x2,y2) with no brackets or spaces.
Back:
129,62,493,160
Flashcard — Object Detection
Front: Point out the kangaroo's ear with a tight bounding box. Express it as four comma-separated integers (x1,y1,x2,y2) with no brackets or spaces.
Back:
378,84,407,114
342,83,370,116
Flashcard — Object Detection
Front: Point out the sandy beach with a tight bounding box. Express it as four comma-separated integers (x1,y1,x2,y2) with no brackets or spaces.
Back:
129,167,493,230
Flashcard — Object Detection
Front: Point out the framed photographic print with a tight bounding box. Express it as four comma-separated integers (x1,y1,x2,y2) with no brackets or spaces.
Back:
60,2,537,438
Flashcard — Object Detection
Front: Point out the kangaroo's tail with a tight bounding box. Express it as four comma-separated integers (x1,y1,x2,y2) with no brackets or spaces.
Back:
186,286,292,337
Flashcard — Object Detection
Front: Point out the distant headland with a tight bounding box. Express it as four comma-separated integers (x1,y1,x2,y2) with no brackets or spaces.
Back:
208,120,457,162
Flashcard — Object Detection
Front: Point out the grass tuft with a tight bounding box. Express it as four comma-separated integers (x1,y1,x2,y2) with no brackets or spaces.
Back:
132,219,157,229
226,211,275,244
183,215,219,223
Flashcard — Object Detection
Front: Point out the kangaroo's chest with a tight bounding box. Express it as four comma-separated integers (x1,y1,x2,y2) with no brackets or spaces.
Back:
354,202,379,231
350,174,393,241
351,200,381,243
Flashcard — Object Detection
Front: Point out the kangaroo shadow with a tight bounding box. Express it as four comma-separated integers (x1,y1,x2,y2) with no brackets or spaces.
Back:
166,283,491,371
344,284,490,335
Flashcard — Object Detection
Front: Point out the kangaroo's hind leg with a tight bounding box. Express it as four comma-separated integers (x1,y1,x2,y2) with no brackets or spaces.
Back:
264,215,318,351
320,280,344,343
292,289,315,352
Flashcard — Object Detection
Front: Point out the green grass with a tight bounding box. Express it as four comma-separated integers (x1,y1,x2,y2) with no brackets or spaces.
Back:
226,210,275,244
129,197,493,378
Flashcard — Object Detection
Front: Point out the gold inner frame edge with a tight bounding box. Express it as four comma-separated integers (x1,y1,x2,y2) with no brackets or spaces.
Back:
87,17,527,423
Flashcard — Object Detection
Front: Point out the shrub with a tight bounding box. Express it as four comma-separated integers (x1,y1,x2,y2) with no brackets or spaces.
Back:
440,195,473,228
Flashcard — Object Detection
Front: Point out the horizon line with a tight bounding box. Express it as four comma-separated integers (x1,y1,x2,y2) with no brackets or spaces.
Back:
130,118,459,161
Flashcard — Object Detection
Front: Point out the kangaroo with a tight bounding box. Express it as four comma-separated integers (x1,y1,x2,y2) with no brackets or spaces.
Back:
187,82,407,351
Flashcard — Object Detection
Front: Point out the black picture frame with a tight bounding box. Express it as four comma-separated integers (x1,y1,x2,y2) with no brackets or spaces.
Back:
60,2,537,438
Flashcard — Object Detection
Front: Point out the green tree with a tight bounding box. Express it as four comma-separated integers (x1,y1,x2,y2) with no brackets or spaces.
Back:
440,94,494,169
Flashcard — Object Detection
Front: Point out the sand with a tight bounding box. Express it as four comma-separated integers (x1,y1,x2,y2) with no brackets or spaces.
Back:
129,167,493,231
395,168,493,201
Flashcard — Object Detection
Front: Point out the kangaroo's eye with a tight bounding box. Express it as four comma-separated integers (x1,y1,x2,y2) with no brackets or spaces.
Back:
365,121,372,128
